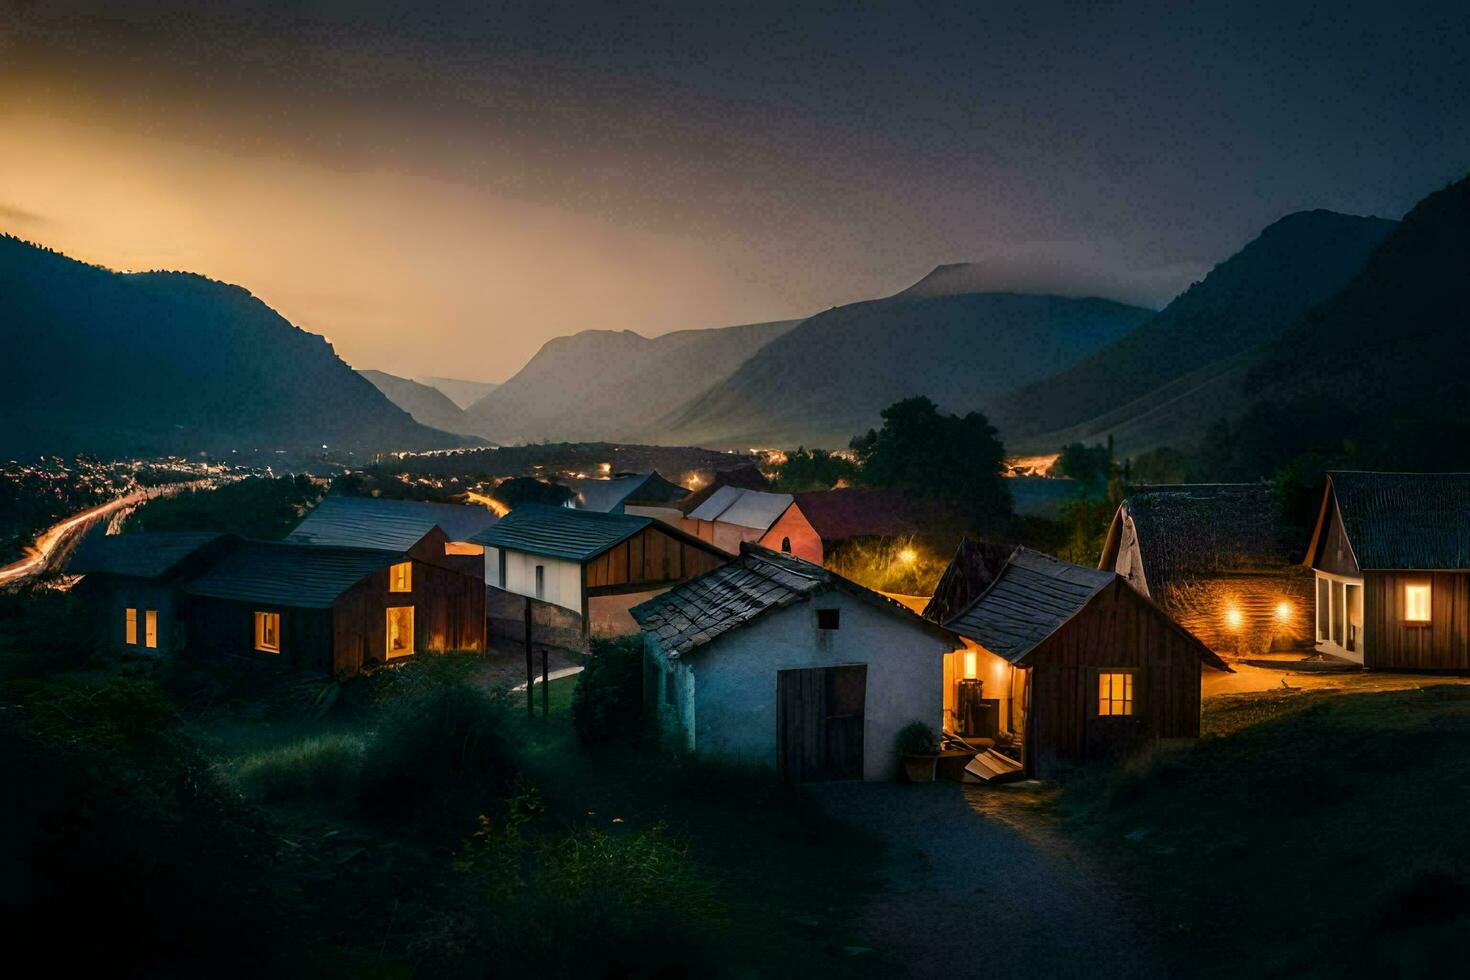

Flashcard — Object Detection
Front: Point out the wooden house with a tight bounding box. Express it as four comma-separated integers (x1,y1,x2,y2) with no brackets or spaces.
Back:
472,505,730,639
68,531,238,654
1306,471,1470,670
921,538,1019,735
1099,485,1314,658
633,543,958,782
183,540,485,675
286,494,498,574
937,547,1228,779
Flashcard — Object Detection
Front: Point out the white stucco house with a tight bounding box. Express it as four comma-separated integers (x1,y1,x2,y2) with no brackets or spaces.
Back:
631,542,957,782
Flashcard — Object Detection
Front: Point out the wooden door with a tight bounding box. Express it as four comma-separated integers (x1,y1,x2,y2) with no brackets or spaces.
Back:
777,665,867,782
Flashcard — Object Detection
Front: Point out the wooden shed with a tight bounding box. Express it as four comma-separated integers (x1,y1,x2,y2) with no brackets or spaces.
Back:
183,540,485,676
472,504,730,640
1306,471,1470,670
940,547,1228,779
1099,484,1314,658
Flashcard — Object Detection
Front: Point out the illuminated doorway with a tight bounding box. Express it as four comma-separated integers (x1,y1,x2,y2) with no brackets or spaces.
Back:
386,606,415,659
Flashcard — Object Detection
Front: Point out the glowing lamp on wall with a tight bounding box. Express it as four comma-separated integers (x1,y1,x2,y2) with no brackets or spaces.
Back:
1275,601,1292,622
898,547,917,566
1225,606,1244,630
963,650,977,679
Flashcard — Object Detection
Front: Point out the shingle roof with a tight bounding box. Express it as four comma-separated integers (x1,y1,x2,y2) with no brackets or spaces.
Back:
631,541,955,658
686,486,794,530
946,548,1116,664
184,541,402,608
1109,484,1298,590
469,504,654,562
1325,471,1470,570
286,495,497,550
68,531,227,580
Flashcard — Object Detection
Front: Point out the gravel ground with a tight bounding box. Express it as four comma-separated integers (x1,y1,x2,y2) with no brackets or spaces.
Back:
811,781,1160,979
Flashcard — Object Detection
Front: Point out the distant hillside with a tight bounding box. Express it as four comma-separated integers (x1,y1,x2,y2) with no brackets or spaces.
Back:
464,319,800,444
360,370,478,437
988,210,1397,454
654,288,1152,449
416,376,498,410
0,235,463,458
1218,174,1470,474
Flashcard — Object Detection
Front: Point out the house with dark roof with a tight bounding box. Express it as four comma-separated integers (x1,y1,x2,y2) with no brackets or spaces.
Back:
183,540,485,675
69,530,238,654
1099,485,1314,658
632,543,958,782
933,546,1228,778
286,494,497,574
472,505,729,640
564,471,689,518
1305,471,1470,670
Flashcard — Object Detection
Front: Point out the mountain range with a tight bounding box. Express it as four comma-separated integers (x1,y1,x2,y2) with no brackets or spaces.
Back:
416,376,498,410
359,370,477,437
0,235,464,459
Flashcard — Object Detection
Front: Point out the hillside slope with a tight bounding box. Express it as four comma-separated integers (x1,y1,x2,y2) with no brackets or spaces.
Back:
360,370,477,436
416,376,498,410
988,210,1397,453
464,319,800,444
0,235,461,458
654,289,1152,449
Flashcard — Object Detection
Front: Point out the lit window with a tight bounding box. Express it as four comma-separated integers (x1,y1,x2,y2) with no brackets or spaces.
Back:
1405,583,1432,623
125,607,138,645
389,562,412,593
145,609,158,650
387,606,415,658
963,650,978,679
817,608,840,630
254,611,281,653
1099,672,1135,716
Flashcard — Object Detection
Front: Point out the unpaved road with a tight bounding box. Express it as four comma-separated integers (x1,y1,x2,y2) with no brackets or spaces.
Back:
813,781,1159,979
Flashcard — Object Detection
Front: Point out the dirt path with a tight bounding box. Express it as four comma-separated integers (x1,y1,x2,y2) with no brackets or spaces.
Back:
813,782,1159,979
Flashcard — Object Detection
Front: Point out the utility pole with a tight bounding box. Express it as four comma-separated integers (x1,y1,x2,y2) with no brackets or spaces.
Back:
541,647,549,719
524,597,534,718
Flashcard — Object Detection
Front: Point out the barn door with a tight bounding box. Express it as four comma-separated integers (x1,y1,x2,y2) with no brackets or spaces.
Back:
777,665,867,782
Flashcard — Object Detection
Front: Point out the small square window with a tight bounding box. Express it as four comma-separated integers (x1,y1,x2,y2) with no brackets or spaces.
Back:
1098,671,1135,716
389,562,412,593
1405,583,1431,623
817,608,840,630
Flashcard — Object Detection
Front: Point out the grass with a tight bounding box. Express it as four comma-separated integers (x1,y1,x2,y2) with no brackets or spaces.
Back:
1059,684,1470,978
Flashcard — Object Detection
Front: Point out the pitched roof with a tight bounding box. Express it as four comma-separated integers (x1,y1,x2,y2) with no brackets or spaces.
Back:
563,471,690,513
286,495,497,550
676,465,770,515
184,541,403,608
946,547,1227,669
686,486,794,530
68,531,227,580
946,548,1116,664
631,541,955,658
1105,484,1299,590
470,504,655,562
1319,471,1470,570
791,488,923,541
922,538,1016,624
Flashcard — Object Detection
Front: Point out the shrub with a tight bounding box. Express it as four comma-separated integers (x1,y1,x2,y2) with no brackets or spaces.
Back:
895,720,937,756
571,634,646,747
234,733,366,804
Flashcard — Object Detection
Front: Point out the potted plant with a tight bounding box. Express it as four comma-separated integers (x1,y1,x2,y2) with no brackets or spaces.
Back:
896,721,940,783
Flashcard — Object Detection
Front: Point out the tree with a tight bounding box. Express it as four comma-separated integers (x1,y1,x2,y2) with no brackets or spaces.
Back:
850,397,1011,527
491,476,574,510
1054,442,1112,486
770,447,858,492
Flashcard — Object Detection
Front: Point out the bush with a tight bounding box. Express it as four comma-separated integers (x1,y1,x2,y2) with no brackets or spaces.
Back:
571,634,646,747
234,733,366,804
358,681,518,832
895,720,937,755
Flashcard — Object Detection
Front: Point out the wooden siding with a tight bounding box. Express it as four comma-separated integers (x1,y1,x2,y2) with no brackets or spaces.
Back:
1314,502,1360,576
1026,580,1205,777
583,524,726,594
334,558,485,675
1364,571,1470,671
1154,570,1314,657
184,595,334,674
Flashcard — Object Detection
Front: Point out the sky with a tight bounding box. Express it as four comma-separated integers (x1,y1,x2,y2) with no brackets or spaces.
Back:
2,1,1467,382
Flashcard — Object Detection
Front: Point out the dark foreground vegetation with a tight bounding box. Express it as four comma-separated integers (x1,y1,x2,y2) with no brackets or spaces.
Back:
1061,685,1470,978
0,589,884,978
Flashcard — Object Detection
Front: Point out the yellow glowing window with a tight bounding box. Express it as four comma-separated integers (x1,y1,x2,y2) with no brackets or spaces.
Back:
1099,672,1135,717
254,611,281,654
389,562,413,593
387,605,415,659
145,609,158,650
125,607,138,645
1405,583,1432,623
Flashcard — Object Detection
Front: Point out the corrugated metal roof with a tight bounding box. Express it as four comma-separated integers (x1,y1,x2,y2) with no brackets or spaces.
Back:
286,495,497,550
68,531,226,580
687,486,793,530
946,548,1116,664
1328,471,1470,570
184,541,403,608
469,504,652,562
631,542,955,658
